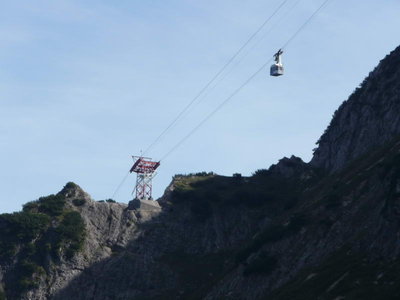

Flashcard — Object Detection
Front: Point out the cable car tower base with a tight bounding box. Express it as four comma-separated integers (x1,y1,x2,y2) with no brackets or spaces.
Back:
129,156,160,201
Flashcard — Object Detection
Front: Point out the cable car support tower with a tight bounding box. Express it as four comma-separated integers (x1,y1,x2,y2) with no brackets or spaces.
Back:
129,156,160,200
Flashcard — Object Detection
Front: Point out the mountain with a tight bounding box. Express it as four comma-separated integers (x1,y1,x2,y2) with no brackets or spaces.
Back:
1,45,400,300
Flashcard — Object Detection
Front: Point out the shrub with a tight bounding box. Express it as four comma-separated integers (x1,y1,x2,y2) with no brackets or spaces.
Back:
55,211,85,258
22,201,39,212
58,211,85,239
64,182,78,189
16,260,45,291
24,242,37,257
72,199,86,206
19,260,43,277
252,169,269,176
0,241,17,260
191,171,214,177
105,199,116,203
0,212,50,242
174,172,214,178
24,195,66,216
18,278,38,291
194,172,210,176
0,290,5,300
0,193,87,296
37,194,66,216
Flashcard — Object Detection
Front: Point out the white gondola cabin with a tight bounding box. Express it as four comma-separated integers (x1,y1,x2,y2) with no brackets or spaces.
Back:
270,49,284,77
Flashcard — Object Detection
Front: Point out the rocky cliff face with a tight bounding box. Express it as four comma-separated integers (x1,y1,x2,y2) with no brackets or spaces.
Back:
311,45,400,171
2,46,400,300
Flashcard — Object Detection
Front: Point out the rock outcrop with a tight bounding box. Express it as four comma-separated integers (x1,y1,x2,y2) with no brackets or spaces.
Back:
268,155,308,178
311,45,400,171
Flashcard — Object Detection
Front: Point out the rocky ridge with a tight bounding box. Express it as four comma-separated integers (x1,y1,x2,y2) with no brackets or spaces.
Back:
311,45,400,172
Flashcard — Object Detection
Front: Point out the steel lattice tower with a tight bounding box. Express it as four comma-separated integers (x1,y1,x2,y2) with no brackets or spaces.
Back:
129,156,160,200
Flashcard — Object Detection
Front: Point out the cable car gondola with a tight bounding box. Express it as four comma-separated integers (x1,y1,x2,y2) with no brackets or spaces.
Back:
270,49,284,77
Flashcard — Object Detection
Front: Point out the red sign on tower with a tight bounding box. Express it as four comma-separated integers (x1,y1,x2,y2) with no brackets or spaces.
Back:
130,156,160,200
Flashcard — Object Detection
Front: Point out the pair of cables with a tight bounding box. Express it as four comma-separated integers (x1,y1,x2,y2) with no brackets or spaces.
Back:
142,0,292,157
111,0,332,198
159,0,332,161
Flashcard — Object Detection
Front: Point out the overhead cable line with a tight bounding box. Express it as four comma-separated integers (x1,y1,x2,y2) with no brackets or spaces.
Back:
194,0,303,106
281,0,331,50
160,0,332,162
141,0,291,156
111,170,130,199
160,57,274,161
109,0,290,199
222,0,303,75
110,0,332,199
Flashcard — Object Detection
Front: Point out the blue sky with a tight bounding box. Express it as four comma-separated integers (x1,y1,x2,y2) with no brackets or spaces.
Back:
1,0,400,213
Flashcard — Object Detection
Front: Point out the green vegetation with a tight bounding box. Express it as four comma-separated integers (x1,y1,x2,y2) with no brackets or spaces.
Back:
0,212,51,261
10,212,85,293
171,168,307,221
63,182,79,190
252,168,269,176
0,191,86,296
0,289,5,300
17,260,45,290
37,194,66,216
0,211,48,292
171,175,217,221
98,199,118,203
55,211,86,259
174,171,215,177
23,194,66,216
0,212,50,242
72,198,86,206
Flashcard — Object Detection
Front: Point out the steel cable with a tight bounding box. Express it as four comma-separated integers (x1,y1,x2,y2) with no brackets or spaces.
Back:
160,0,332,161
111,0,332,198
141,0,291,156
